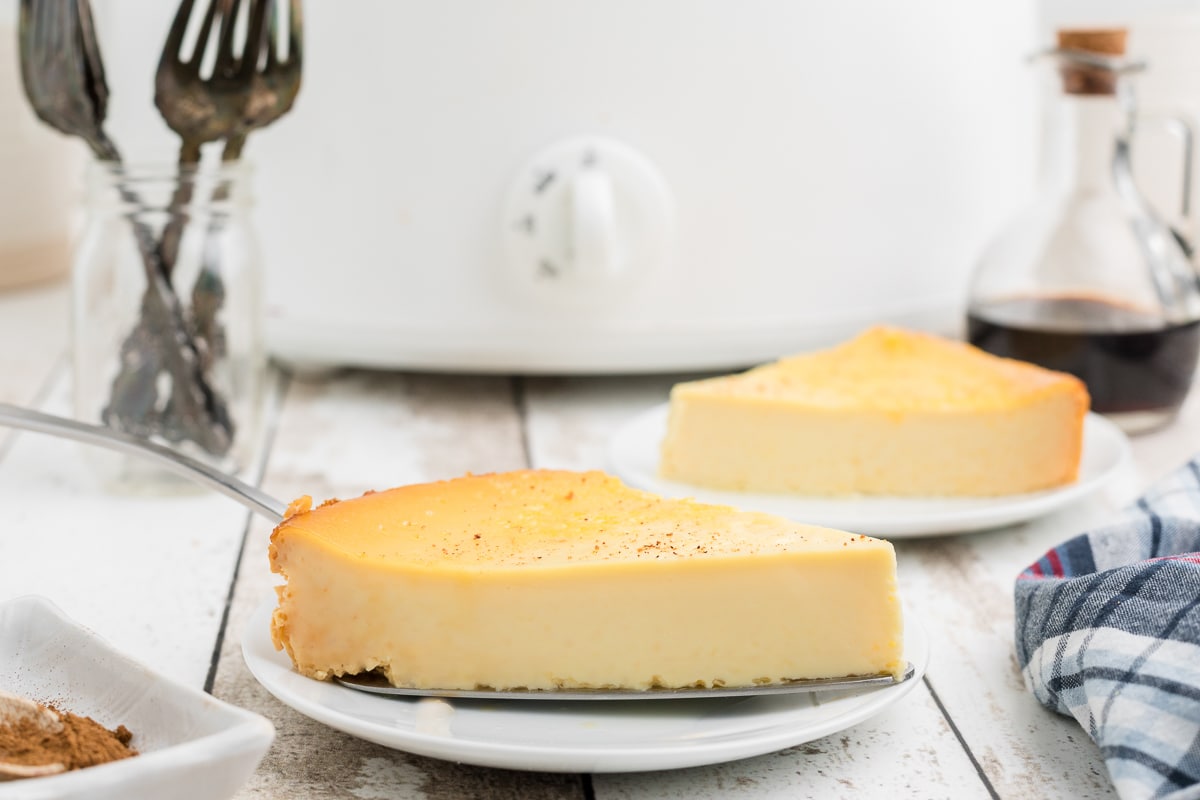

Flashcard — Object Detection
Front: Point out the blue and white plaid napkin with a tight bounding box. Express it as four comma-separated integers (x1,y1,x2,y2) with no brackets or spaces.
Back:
1016,459,1200,800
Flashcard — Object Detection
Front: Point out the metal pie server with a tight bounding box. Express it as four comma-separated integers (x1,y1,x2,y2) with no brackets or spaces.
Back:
334,664,916,701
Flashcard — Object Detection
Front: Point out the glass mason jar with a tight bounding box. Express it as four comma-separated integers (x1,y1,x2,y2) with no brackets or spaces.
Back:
967,30,1200,434
71,161,266,478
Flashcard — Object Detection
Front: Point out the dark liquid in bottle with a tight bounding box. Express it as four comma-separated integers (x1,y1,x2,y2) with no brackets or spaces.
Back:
967,296,1200,415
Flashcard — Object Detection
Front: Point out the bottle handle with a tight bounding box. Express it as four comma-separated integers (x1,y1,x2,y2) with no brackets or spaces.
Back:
1138,110,1197,258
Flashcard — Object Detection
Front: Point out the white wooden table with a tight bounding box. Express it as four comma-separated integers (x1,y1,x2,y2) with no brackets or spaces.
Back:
4,279,1197,799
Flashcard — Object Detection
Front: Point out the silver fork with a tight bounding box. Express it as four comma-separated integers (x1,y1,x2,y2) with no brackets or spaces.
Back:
155,0,273,273
106,0,276,454
191,0,303,374
224,0,303,162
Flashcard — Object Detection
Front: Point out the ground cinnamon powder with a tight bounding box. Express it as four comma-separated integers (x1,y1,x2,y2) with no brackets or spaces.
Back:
0,703,136,773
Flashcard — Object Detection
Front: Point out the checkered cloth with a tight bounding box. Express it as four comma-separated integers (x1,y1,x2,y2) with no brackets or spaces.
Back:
1016,459,1200,800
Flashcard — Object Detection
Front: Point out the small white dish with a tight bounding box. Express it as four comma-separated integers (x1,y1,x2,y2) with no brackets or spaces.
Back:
608,404,1131,537
241,597,928,773
0,595,274,800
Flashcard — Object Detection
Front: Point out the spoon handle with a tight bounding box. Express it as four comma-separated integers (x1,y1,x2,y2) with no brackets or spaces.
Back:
0,402,286,522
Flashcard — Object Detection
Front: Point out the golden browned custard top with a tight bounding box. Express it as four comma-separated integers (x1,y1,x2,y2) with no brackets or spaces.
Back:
272,470,885,569
676,326,1086,412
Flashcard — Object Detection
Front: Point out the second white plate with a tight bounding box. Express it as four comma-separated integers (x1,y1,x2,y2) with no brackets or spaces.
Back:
242,598,928,773
608,404,1131,538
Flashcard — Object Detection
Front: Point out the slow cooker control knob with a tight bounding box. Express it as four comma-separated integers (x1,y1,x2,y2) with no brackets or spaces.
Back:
569,166,619,280
502,137,674,303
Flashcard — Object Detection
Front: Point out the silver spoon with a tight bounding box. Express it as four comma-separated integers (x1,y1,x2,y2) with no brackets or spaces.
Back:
0,403,914,700
18,0,232,457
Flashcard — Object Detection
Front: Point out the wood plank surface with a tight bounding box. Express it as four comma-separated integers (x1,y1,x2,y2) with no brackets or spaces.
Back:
4,283,1185,797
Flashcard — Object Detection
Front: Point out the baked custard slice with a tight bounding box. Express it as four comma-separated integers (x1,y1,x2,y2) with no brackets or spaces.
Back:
269,469,904,692
660,326,1089,496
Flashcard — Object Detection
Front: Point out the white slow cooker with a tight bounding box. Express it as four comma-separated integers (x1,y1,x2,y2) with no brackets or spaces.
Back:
106,1,1045,373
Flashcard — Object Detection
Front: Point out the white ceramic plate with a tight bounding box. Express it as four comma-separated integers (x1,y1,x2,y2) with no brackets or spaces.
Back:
0,595,274,800
241,598,928,773
608,404,1131,538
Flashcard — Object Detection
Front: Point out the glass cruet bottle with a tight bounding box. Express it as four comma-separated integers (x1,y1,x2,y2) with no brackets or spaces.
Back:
967,28,1200,434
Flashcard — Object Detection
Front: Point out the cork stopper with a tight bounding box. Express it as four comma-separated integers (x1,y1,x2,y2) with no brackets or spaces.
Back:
1057,29,1127,56
1056,28,1128,95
